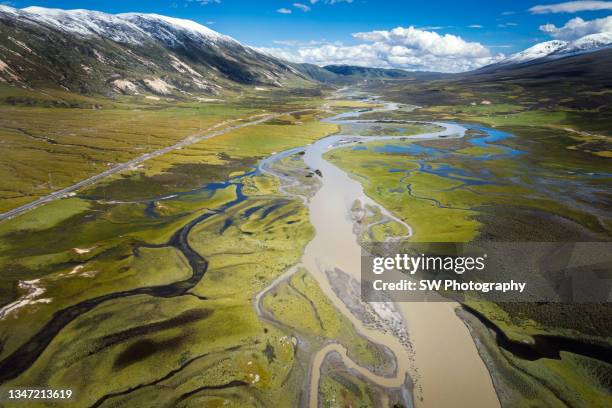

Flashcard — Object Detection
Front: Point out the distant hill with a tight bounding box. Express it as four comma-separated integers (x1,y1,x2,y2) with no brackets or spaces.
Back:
323,65,413,78
465,47,612,109
289,64,448,85
290,63,343,84
363,47,612,111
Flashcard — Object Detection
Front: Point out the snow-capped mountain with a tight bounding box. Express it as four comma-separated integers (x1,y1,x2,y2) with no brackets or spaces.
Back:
503,32,612,65
0,5,303,95
505,40,569,63
562,32,612,55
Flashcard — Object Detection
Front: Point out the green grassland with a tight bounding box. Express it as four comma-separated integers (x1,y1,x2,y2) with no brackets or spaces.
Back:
318,353,378,408
0,175,399,407
341,121,442,137
326,123,611,243
362,69,612,158
0,83,334,212
316,351,408,408
325,144,481,242
0,175,309,407
0,186,237,361
80,110,337,202
261,268,393,374
458,308,612,408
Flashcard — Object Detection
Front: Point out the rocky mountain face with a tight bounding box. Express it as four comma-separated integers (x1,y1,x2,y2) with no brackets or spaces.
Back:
0,6,305,96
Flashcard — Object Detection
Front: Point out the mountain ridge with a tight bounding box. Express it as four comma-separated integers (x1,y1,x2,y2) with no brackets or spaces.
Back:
498,32,612,66
0,5,306,97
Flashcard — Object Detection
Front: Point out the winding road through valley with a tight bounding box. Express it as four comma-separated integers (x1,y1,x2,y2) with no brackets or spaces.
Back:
0,109,315,223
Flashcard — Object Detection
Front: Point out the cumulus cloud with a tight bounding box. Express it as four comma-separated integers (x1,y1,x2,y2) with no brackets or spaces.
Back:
530,1,612,14
540,15,612,39
263,26,504,72
277,8,292,14
294,3,311,12
352,26,492,57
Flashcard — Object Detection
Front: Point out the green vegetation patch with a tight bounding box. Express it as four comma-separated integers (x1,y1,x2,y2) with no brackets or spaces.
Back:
262,269,393,374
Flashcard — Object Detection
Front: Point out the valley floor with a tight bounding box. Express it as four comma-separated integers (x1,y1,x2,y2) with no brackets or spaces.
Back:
0,87,610,408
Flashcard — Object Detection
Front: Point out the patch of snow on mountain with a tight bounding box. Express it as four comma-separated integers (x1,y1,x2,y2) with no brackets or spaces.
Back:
120,13,224,40
118,13,233,48
21,7,148,44
0,5,19,16
9,6,231,47
506,40,568,63
560,32,612,54
504,32,612,64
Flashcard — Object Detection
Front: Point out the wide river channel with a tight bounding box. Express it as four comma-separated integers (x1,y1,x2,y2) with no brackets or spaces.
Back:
259,93,501,408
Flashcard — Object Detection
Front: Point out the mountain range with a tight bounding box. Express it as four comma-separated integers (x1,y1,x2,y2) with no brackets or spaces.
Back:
0,5,611,97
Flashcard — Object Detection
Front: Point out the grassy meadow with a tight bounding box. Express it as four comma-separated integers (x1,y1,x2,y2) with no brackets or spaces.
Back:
0,84,334,212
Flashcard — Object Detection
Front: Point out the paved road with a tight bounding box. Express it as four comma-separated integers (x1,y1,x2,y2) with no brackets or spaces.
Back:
0,110,311,222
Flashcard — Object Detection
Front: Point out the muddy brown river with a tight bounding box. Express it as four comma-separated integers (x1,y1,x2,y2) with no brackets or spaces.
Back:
259,94,500,408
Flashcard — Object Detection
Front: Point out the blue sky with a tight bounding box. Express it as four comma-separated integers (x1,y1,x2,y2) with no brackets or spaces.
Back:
6,1,612,71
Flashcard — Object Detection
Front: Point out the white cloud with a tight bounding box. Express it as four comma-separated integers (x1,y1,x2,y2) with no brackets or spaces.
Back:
530,1,612,14
264,26,504,72
294,3,311,12
273,39,339,46
310,0,354,4
419,25,445,30
277,8,292,14
258,47,302,61
540,15,612,39
188,0,221,5
468,24,483,28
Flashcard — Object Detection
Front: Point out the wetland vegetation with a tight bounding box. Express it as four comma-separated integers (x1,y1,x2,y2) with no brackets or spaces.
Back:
324,89,612,407
0,74,610,408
